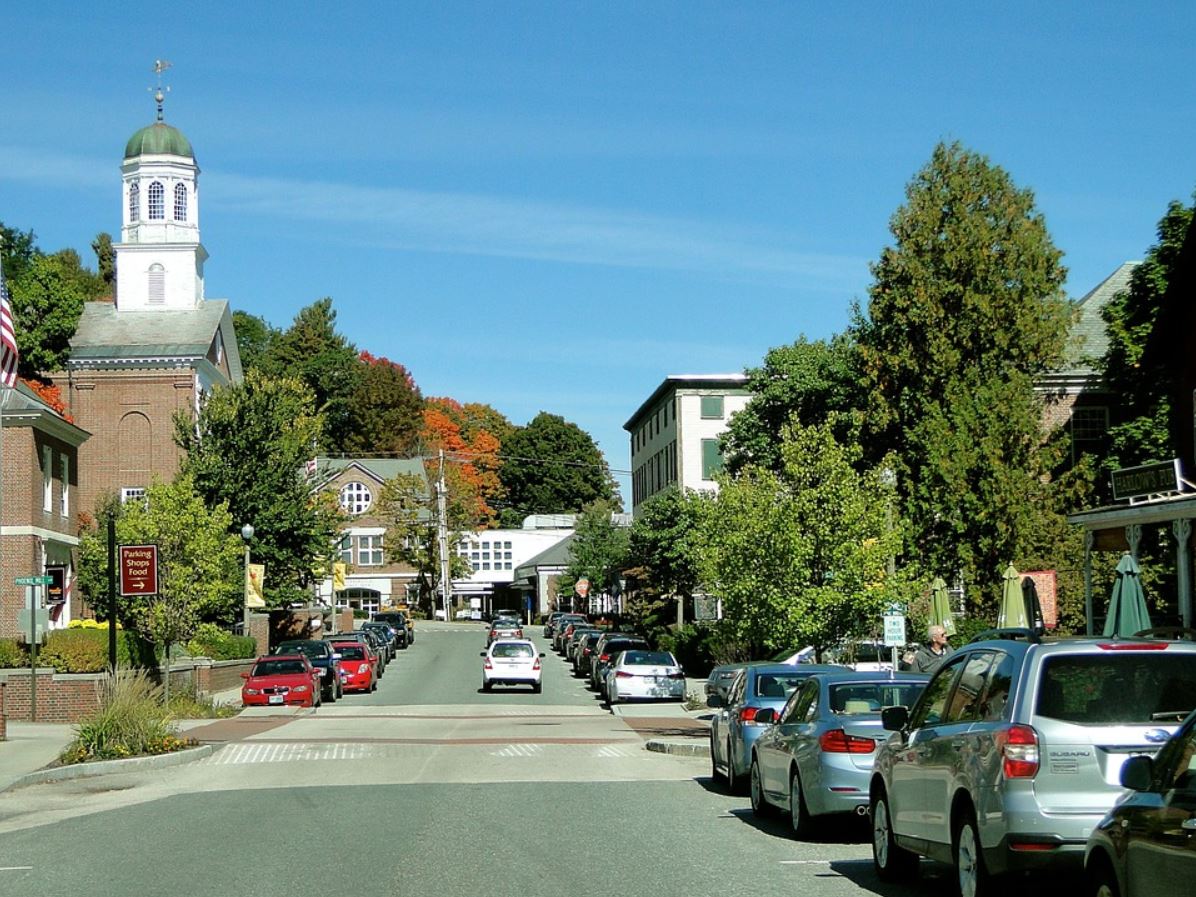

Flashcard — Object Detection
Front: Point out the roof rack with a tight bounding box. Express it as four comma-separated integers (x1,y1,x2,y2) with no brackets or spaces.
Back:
968,627,1045,645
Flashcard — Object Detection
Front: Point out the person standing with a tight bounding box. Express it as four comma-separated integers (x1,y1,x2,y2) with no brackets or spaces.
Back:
913,624,952,673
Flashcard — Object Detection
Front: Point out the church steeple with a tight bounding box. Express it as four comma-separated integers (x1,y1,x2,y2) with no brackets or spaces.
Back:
114,61,207,311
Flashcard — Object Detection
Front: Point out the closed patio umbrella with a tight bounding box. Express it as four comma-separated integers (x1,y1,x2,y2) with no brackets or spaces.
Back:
1022,576,1045,631
997,563,1030,629
1103,553,1152,638
928,577,956,636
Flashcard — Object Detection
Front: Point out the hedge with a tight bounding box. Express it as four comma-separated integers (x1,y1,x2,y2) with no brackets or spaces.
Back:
185,623,257,660
0,628,153,672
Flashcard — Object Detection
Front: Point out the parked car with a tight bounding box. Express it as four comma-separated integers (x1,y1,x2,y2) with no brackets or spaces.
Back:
829,640,896,671
370,612,410,649
590,633,650,694
574,631,603,677
361,621,397,660
748,671,929,834
273,638,344,702
241,654,322,708
543,611,568,638
325,632,381,680
488,618,524,644
869,630,1196,896
482,639,544,692
553,616,589,653
604,649,686,704
330,641,376,693
708,663,847,794
1085,706,1196,897
706,662,751,704
565,626,599,662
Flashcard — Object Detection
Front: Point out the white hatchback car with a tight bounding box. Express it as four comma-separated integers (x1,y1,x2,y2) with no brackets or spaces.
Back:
481,639,544,693
605,649,686,703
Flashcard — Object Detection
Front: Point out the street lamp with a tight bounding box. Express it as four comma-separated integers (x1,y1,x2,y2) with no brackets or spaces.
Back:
241,524,254,635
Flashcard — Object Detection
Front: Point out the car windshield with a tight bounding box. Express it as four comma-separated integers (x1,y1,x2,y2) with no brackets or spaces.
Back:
492,643,534,658
754,673,808,698
335,645,366,661
828,682,925,713
624,651,674,666
1037,653,1196,723
252,659,307,676
277,642,326,658
605,641,647,654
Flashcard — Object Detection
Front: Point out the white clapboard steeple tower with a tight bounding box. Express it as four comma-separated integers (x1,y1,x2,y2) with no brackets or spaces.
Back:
114,60,207,310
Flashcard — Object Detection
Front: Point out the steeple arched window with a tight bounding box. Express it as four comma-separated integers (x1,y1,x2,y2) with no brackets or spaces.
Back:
174,183,188,221
148,181,165,220
128,182,140,222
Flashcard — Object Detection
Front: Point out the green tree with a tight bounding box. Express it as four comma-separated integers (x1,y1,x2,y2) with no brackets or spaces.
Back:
722,334,862,474
853,141,1073,606
344,351,424,456
498,412,620,525
1098,195,1195,478
376,472,472,612
9,249,103,375
263,298,361,451
1,222,38,283
91,232,115,287
231,310,278,374
700,421,900,659
175,371,342,607
625,487,707,601
77,477,243,630
563,499,630,600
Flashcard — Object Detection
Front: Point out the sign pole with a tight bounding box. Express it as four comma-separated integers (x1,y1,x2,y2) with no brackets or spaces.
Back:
27,585,37,722
107,514,117,673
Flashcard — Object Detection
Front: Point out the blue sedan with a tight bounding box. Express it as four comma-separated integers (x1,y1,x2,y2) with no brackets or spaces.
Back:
749,671,929,837
709,663,846,794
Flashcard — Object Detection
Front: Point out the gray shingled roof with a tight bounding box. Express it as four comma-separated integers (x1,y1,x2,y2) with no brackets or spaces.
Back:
69,300,230,361
513,533,575,580
318,457,428,485
1060,262,1139,376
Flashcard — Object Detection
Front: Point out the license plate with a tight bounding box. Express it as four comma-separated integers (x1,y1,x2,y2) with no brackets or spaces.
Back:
268,695,284,705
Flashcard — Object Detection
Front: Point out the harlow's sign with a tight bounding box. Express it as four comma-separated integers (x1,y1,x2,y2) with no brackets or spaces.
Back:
1111,459,1183,503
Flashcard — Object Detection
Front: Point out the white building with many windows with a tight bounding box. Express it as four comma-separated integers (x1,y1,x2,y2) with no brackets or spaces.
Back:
624,374,751,515
452,524,574,615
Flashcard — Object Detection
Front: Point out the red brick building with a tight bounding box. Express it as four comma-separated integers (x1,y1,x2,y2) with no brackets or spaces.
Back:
0,383,90,637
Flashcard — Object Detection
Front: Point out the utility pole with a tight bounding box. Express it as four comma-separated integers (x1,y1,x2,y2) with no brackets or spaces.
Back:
437,450,452,623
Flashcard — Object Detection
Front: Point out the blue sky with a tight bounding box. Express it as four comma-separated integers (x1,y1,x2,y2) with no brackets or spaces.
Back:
2,2,1194,503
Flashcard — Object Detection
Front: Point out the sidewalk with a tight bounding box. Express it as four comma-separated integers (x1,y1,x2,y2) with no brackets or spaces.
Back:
0,722,77,792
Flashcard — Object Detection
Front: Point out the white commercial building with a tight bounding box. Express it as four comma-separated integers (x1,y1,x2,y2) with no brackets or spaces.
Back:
624,374,751,515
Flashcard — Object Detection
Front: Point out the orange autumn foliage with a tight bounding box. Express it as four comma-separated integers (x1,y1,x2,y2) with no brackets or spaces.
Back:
422,398,504,527
21,377,74,423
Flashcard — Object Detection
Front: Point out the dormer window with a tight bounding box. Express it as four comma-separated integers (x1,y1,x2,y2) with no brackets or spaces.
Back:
148,181,165,220
339,482,372,515
174,183,187,221
128,182,140,222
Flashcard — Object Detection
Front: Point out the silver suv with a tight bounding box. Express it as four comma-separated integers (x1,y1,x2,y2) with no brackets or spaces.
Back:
868,630,1196,897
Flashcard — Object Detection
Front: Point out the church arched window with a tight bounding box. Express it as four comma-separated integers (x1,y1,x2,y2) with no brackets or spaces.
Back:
174,183,188,221
128,182,140,222
148,181,165,220
148,263,165,304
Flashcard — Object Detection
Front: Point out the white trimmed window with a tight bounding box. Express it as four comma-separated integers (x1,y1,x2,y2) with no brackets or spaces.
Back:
60,455,70,517
339,482,373,515
120,487,146,505
42,446,53,512
357,535,384,566
173,183,188,221
337,535,352,564
128,182,140,222
148,181,165,219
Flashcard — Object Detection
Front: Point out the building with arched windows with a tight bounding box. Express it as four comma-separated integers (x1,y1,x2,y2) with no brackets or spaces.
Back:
52,99,242,518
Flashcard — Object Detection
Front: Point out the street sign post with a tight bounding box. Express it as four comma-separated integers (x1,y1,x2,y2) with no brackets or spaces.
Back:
883,613,907,678
119,545,159,597
15,581,50,721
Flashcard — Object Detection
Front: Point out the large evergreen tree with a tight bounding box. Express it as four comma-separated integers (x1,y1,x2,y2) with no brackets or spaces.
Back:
498,412,620,525
232,310,279,375
853,142,1073,606
345,351,424,457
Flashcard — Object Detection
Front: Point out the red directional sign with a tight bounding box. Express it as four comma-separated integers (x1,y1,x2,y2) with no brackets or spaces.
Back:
119,545,159,597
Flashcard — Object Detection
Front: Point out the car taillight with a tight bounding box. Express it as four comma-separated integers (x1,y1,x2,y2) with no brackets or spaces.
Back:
1000,724,1040,778
583,647,592,655
616,671,633,678
599,654,610,663
819,729,876,753
483,658,493,670
515,629,523,638
1098,642,1168,651
533,658,541,671
739,707,765,725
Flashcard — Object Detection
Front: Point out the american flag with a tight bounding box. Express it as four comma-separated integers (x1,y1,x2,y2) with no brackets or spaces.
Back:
0,253,18,387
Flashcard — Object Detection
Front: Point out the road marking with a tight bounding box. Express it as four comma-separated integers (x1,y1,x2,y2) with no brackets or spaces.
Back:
0,867,34,872
779,861,831,866
489,743,545,757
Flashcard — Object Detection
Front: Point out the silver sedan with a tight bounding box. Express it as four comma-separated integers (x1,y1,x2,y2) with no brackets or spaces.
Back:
750,672,928,837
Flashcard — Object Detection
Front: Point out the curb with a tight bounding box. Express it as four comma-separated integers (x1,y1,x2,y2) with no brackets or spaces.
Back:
1,744,217,793
645,739,710,757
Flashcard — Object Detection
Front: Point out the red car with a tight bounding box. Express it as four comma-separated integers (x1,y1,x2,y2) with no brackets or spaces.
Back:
241,654,322,708
330,641,377,693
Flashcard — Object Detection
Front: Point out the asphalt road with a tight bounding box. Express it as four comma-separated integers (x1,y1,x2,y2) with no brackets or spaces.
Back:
0,623,1084,897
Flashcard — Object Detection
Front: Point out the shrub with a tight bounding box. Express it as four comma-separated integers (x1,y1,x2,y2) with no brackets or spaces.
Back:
185,623,257,660
165,683,240,719
36,628,153,673
657,623,722,679
59,670,197,764
0,638,29,668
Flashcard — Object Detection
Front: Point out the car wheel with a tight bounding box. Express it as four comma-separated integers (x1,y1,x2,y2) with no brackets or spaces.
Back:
337,680,344,699
871,787,918,882
1087,856,1120,897
532,683,542,694
954,808,990,897
313,690,321,709
324,684,335,704
482,681,493,692
370,677,377,693
749,757,774,817
788,769,814,839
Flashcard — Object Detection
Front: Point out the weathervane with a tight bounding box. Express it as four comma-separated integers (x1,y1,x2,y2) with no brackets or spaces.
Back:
149,59,172,122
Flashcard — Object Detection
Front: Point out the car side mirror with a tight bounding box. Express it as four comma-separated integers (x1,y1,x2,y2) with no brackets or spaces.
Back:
540,653,546,658
240,671,250,679
1120,754,1155,791
479,651,487,657
881,705,909,731
706,694,725,709
754,708,777,725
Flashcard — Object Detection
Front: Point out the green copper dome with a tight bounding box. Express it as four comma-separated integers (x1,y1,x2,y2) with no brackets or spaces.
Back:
124,122,194,160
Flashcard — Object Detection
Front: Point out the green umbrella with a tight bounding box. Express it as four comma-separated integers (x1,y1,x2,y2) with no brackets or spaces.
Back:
928,576,956,636
997,563,1030,629
1103,553,1152,638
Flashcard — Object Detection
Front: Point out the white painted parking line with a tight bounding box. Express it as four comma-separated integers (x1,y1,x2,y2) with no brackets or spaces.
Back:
0,867,34,872
489,743,545,758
